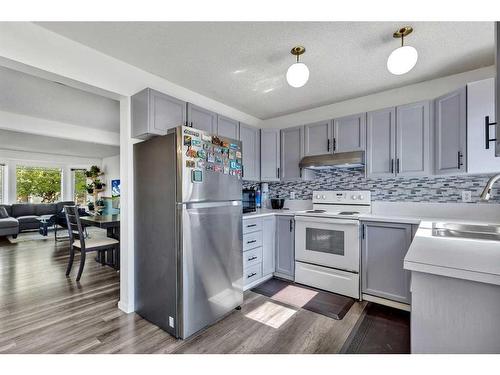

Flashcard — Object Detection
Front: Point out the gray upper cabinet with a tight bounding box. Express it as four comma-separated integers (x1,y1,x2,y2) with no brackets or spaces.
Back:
280,126,304,181
239,123,260,181
434,87,467,174
467,78,500,174
131,88,187,139
260,128,281,182
333,113,366,152
366,107,396,178
396,101,432,176
361,221,412,304
186,103,217,134
217,115,239,140
303,120,332,156
275,216,294,280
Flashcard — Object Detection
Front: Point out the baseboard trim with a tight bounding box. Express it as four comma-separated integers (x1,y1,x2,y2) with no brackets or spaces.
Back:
118,300,135,314
243,273,273,291
362,293,411,312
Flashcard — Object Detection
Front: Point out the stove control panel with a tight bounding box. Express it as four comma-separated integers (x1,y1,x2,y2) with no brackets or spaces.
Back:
313,190,371,205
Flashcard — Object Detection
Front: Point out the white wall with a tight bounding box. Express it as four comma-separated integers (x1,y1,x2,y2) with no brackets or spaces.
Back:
101,154,120,197
261,66,496,128
0,149,101,204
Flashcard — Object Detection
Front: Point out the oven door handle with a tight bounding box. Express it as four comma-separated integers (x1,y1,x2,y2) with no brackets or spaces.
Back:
294,216,360,226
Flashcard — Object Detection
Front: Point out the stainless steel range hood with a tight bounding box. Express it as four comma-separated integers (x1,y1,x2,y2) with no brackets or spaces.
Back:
299,151,365,170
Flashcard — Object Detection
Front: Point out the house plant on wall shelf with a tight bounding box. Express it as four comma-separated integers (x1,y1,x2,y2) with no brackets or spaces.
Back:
85,165,106,215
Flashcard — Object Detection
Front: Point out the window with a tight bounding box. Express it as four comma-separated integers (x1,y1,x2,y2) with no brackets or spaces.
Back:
0,164,4,204
16,165,62,203
73,169,87,205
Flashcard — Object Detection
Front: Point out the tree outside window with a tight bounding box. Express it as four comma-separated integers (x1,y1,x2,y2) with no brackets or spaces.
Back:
73,169,87,205
16,166,62,203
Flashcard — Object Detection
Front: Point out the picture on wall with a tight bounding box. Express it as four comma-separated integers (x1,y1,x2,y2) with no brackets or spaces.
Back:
111,179,120,197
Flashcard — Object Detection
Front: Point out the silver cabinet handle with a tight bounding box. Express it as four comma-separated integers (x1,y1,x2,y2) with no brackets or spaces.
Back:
247,240,257,244
247,256,258,261
247,272,257,279
246,224,257,228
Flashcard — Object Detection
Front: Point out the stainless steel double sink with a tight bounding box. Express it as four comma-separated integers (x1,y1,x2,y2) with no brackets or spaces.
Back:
432,222,500,241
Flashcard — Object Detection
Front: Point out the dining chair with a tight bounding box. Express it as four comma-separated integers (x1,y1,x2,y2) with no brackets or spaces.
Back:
64,205,119,281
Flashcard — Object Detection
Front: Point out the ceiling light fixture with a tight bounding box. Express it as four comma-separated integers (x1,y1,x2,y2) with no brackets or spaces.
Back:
387,26,418,75
286,46,309,88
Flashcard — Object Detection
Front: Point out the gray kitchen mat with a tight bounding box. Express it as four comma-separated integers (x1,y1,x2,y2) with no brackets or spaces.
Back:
340,302,410,354
252,278,354,320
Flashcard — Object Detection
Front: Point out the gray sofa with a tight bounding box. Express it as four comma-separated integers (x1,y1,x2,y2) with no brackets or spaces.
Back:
0,201,76,238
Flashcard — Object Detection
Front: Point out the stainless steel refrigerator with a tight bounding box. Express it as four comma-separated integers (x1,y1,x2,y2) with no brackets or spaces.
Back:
134,126,243,339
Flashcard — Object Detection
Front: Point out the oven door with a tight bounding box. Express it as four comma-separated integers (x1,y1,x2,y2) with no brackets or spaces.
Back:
295,216,360,272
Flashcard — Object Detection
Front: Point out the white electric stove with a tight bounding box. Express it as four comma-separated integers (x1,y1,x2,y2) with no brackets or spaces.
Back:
294,190,371,299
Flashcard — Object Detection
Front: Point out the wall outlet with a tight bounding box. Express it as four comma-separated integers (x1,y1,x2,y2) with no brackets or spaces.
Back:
169,316,174,328
290,192,296,200
462,190,472,202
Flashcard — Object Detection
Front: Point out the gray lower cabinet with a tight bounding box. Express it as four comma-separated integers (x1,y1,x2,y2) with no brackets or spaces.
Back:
366,107,396,177
275,215,295,280
280,126,304,181
131,88,187,139
434,87,467,174
262,216,276,276
396,101,432,176
186,103,217,134
239,123,260,181
333,113,366,152
303,120,332,156
361,221,412,304
217,115,239,139
260,128,281,182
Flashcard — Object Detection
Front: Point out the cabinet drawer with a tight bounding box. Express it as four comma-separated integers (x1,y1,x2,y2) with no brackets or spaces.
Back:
243,246,263,269
243,231,263,251
295,261,360,299
243,218,262,234
244,263,262,286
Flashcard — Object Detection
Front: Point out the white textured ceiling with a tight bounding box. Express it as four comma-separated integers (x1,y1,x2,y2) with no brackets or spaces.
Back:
0,129,119,158
37,22,494,120
0,65,119,131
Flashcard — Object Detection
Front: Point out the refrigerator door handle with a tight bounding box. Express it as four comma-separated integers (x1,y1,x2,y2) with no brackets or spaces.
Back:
183,200,242,209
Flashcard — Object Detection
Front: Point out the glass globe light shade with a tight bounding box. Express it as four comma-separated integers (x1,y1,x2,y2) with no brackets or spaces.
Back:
387,45,418,75
286,62,310,88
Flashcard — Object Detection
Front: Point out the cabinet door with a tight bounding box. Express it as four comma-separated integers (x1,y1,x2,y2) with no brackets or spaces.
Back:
186,103,217,134
435,87,467,174
217,115,239,140
467,79,500,173
275,216,294,279
366,107,396,177
262,216,276,276
239,123,260,181
396,101,431,176
260,129,281,182
303,120,333,156
361,221,412,304
333,113,366,152
131,88,186,139
280,126,303,181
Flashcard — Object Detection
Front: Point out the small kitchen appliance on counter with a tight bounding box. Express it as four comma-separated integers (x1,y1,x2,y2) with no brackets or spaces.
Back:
294,190,371,299
242,188,257,213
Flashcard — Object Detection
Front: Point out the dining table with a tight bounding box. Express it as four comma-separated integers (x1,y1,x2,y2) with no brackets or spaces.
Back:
80,214,120,270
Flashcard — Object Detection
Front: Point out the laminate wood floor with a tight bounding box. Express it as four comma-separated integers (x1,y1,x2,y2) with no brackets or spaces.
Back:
0,234,380,354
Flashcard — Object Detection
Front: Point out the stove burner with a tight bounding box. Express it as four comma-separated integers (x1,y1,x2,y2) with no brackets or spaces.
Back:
338,211,360,215
305,209,326,213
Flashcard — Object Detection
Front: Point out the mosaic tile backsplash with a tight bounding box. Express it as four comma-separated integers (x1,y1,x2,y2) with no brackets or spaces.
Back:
243,168,500,204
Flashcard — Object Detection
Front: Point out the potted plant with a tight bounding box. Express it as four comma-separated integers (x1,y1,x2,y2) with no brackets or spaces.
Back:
94,179,106,190
96,199,105,207
87,201,95,211
85,165,102,178
86,183,94,194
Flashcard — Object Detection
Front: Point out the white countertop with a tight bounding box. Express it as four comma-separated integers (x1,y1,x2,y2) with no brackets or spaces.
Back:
243,208,298,219
404,221,500,286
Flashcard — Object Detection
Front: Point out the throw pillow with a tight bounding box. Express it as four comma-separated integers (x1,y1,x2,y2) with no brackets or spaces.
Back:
0,207,9,219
